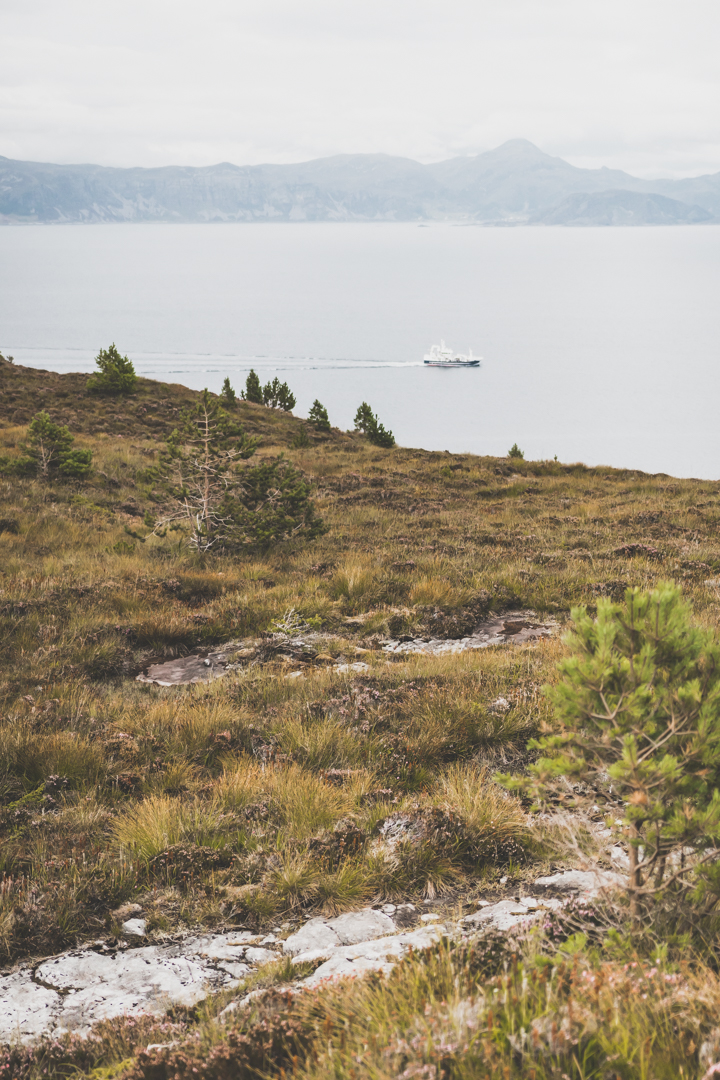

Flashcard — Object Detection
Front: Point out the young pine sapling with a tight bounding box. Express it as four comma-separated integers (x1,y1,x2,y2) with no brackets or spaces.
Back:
500,584,720,921
308,400,331,431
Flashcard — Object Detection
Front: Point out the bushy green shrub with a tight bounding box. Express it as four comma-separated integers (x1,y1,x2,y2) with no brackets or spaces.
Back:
155,395,323,551
291,425,311,448
20,412,92,479
353,402,375,433
154,389,259,551
222,457,327,550
241,371,296,411
507,443,524,459
57,448,93,478
87,343,137,395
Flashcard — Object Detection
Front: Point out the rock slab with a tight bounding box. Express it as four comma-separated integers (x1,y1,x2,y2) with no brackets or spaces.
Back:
383,610,555,656
300,926,444,987
136,654,228,686
0,932,262,1044
283,909,395,956
534,869,625,895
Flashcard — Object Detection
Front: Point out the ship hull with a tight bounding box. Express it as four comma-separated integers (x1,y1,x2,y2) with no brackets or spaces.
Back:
423,359,480,367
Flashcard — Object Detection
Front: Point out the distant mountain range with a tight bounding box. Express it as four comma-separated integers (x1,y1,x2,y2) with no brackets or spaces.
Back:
2,139,719,225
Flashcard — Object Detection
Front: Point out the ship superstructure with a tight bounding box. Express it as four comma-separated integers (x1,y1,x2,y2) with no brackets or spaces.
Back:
423,341,480,367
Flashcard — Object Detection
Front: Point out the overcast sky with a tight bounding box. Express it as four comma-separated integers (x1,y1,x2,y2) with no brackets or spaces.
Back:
2,0,720,178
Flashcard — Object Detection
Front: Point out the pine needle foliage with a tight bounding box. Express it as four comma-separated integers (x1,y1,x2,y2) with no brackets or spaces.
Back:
308,400,331,431
291,425,312,449
242,369,264,404
21,411,92,478
353,402,375,433
262,377,296,412
353,402,395,448
220,377,236,405
221,456,328,550
500,583,720,920
88,343,137,395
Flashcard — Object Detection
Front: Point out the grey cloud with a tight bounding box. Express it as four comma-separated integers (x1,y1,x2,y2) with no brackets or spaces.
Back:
1,0,720,176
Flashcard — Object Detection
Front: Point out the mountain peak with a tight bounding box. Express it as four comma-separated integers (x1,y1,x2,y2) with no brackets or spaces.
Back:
484,138,556,161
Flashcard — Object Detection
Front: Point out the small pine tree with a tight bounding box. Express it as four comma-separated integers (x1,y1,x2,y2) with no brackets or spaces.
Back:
354,402,395,448
368,420,395,448
220,377,236,405
308,400,331,431
221,457,327,550
354,402,375,434
88,343,137,395
507,443,524,459
155,389,258,552
262,377,296,412
499,584,720,921
243,369,264,405
21,411,92,478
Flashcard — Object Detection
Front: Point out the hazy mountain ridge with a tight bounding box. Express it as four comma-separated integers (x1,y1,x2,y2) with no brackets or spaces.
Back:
1,139,719,225
530,189,715,226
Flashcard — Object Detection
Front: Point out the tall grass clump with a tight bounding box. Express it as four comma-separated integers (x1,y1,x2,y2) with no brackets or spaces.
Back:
434,763,529,862
113,796,229,861
265,765,354,841
214,759,265,811
329,557,378,607
0,727,105,788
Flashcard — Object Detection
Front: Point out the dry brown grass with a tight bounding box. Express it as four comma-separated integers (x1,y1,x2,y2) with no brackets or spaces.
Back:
2,361,720,965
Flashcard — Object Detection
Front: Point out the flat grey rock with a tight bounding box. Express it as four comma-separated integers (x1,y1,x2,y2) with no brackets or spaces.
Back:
290,946,338,966
0,932,275,1044
302,926,442,988
216,962,251,979
0,970,59,1044
32,948,227,1036
3,917,435,1043
244,947,276,965
383,610,555,656
535,869,624,895
136,654,228,686
0,872,618,1045
304,953,395,984
463,900,534,931
282,918,342,956
326,908,396,945
181,932,257,959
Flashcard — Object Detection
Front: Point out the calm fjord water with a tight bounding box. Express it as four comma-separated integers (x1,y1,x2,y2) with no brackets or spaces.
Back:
1,222,719,478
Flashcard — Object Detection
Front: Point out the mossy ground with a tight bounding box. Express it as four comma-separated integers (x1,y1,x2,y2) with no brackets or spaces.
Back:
3,358,720,1076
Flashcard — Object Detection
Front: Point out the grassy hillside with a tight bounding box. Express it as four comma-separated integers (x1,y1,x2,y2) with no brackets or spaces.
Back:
3,357,720,1077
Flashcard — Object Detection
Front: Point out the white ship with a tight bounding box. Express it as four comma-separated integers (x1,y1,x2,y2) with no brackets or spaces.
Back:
423,340,481,367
